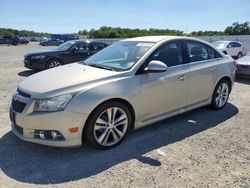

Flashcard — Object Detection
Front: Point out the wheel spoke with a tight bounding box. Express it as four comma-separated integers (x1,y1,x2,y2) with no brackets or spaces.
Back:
112,107,118,122
94,124,108,131
115,119,127,127
113,127,124,138
114,114,126,124
97,129,109,144
111,130,119,141
106,108,112,123
101,130,111,145
96,117,109,125
219,98,223,107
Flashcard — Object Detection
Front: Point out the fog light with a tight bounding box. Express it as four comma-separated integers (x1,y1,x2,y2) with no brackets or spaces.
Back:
51,131,57,140
39,131,46,139
34,130,65,141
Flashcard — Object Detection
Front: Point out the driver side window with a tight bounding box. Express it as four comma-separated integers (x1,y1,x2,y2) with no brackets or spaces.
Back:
149,41,183,67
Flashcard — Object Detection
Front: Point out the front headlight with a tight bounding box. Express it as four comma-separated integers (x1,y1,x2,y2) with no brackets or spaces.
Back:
31,55,46,59
33,94,74,112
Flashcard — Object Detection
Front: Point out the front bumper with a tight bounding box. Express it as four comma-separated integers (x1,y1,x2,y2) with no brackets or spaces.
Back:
24,58,47,70
10,93,88,147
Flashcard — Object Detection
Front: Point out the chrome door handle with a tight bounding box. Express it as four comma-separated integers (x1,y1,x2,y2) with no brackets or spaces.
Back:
179,75,187,81
209,67,216,71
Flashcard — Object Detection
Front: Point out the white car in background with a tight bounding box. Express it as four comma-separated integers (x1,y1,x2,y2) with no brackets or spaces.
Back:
212,41,243,59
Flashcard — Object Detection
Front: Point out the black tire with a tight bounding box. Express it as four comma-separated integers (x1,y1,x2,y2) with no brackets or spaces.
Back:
237,52,243,59
46,59,62,69
211,79,230,110
83,101,132,150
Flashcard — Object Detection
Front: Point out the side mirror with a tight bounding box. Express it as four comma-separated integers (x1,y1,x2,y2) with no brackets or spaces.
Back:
69,47,78,53
227,45,232,48
145,60,168,73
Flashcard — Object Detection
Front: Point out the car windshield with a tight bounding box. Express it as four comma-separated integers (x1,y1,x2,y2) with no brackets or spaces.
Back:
56,41,76,50
84,41,155,71
212,41,228,48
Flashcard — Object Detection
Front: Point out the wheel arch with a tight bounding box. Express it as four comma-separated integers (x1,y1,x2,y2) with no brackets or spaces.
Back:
81,98,136,141
215,76,233,93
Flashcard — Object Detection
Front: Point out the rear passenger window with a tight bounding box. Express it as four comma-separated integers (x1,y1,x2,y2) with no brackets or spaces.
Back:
149,41,183,67
207,46,222,59
76,43,88,50
234,42,241,47
92,43,105,50
186,41,208,62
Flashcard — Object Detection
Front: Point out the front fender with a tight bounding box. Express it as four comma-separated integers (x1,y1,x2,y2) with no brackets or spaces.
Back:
66,75,142,118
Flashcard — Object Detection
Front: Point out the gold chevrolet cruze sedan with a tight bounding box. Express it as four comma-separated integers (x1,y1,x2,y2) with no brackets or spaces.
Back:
10,36,236,149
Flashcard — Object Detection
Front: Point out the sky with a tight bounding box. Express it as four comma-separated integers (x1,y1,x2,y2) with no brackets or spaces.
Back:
0,0,250,34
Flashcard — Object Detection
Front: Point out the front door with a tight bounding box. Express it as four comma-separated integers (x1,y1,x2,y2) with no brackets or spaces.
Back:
140,40,189,122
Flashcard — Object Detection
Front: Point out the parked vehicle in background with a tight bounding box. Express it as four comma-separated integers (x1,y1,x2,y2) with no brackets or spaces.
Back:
12,36,235,149
236,52,250,77
30,37,39,42
212,41,243,59
51,34,79,42
0,35,20,45
20,38,29,45
24,40,108,70
40,39,64,46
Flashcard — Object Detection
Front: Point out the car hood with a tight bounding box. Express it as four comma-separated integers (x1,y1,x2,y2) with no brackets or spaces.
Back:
237,56,250,65
25,49,62,56
18,63,123,98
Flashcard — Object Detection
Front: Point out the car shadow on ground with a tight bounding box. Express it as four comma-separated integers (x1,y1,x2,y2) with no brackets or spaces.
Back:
235,77,250,85
0,103,238,185
18,70,38,77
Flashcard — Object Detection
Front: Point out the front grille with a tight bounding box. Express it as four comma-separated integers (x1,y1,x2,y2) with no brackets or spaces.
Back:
17,88,31,98
12,99,26,113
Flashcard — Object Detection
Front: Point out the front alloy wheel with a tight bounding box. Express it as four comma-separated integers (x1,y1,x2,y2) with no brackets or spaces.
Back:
84,102,132,149
94,107,128,146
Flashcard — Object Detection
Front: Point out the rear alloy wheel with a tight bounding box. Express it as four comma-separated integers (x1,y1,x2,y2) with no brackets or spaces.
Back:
47,60,62,69
211,80,230,109
84,102,132,149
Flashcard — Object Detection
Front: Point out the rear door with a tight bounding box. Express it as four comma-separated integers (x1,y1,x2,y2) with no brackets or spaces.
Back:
184,40,222,105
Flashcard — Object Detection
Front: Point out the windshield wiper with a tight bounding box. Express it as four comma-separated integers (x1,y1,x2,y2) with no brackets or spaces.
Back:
88,64,115,71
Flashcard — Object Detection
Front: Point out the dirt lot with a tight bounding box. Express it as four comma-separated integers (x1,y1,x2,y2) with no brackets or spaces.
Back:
0,43,249,187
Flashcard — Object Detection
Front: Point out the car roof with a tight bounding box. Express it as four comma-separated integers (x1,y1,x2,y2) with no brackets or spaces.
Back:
123,36,183,42
67,39,106,44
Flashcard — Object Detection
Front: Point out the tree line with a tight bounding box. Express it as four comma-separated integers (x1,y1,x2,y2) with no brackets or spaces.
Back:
1,21,250,38
191,22,250,36
79,21,250,38
0,28,50,38
78,27,184,38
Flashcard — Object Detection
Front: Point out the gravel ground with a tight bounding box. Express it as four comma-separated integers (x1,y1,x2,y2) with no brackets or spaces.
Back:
0,43,249,188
